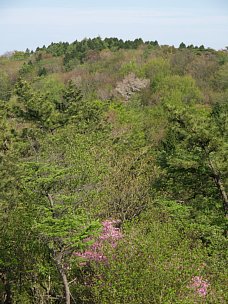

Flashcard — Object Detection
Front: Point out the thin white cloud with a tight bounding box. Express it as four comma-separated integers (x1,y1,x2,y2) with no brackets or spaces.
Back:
1,7,227,27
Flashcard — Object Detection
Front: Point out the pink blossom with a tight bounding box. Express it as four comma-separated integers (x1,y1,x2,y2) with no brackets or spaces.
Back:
190,276,210,297
74,219,122,262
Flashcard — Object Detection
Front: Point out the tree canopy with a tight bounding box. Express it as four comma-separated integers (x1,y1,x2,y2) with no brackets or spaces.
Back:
0,38,227,303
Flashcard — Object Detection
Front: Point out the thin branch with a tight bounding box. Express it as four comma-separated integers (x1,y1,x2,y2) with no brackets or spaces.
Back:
69,277,78,285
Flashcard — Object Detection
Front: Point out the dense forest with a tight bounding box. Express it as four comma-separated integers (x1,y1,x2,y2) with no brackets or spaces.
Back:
0,37,227,303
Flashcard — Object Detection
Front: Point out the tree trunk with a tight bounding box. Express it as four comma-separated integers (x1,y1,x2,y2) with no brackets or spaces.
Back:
4,282,12,304
59,266,71,304
47,194,72,303
54,252,71,304
1,274,12,304
208,157,228,218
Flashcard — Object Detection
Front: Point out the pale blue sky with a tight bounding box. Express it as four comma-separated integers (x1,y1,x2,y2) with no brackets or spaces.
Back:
0,0,227,54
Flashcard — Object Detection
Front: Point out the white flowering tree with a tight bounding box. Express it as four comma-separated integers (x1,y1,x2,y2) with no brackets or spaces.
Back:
116,73,150,101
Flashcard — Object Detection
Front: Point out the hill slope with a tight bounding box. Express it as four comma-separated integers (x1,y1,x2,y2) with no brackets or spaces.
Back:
0,38,228,303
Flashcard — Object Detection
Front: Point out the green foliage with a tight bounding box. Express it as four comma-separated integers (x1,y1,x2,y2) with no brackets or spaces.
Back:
37,66,47,77
13,78,57,129
155,75,203,104
19,61,34,76
32,74,64,102
46,41,69,56
0,71,11,100
142,58,171,88
11,78,107,131
215,62,228,90
58,80,107,128
119,60,142,77
86,208,225,304
179,42,187,49
11,51,30,61
155,102,228,250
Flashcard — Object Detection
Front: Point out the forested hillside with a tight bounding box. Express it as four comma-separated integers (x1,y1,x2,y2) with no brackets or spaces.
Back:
0,37,227,303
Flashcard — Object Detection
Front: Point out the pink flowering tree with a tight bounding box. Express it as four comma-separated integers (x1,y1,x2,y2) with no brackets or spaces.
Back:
74,219,122,263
